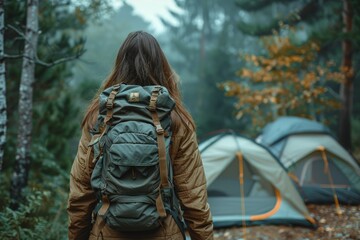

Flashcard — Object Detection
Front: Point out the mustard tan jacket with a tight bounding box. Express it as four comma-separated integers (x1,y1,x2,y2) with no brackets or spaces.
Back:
67,123,214,240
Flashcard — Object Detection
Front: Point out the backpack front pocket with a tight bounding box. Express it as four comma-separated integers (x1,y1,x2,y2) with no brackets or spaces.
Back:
105,194,160,231
105,132,161,195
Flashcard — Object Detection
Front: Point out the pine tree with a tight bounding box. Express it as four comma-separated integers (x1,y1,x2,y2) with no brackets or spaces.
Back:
235,0,330,37
161,0,247,134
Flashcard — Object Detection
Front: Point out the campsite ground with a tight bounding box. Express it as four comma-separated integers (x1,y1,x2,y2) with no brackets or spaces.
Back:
213,204,360,240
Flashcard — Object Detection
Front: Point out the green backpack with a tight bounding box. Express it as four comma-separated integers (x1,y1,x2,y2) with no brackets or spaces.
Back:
89,83,185,237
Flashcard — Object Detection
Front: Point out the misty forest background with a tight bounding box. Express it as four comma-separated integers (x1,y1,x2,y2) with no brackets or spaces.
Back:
0,0,359,239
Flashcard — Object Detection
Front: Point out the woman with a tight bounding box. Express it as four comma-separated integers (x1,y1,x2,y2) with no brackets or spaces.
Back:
67,31,214,240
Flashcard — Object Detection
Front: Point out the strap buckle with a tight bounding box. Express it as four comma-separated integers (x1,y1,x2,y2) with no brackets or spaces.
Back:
155,124,164,135
149,87,161,111
106,101,113,110
149,94,158,111
98,194,110,216
106,84,121,110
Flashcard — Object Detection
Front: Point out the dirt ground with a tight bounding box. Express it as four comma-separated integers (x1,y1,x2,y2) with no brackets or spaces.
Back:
213,204,360,240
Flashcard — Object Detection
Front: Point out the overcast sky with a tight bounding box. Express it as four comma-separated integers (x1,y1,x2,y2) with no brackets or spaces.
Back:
113,0,182,33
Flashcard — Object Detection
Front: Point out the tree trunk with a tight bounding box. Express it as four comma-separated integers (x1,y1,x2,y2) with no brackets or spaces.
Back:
10,0,38,207
196,0,209,122
339,0,353,151
0,0,6,171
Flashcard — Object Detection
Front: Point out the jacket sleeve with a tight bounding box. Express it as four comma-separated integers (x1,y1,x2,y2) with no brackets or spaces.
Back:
67,128,98,240
172,129,214,240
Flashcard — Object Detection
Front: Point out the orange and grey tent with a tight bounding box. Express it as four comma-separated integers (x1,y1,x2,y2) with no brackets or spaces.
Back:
199,131,316,228
257,116,360,206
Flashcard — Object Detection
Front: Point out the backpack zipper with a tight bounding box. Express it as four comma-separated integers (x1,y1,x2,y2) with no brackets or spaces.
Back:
131,167,136,180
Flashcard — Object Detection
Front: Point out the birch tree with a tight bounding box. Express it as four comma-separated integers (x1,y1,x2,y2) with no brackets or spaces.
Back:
10,0,38,206
0,0,6,171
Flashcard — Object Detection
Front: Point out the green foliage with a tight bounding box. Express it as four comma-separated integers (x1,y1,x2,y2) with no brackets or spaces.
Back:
0,186,69,240
0,139,70,239
236,0,335,37
33,93,80,170
0,189,50,240
2,0,111,238
235,0,296,11
4,0,105,167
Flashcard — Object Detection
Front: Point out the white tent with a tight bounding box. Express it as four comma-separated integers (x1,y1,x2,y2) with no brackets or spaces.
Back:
199,131,316,228
258,116,360,205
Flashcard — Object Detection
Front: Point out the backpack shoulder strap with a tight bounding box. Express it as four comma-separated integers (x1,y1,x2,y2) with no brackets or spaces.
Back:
149,87,169,218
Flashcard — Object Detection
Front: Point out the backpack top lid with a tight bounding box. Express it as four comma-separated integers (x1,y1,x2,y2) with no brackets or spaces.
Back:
98,84,175,126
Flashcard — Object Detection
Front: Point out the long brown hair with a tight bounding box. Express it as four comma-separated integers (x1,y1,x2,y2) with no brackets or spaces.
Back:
81,31,195,132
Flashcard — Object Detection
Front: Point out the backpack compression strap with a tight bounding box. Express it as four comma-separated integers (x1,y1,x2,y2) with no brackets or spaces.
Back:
96,83,122,144
149,87,169,218
104,84,121,126
97,84,122,221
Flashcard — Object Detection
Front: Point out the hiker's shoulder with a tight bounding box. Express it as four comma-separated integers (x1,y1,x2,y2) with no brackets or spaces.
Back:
172,120,196,142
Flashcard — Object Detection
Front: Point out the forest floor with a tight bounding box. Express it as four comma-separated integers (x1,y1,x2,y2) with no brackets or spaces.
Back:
213,204,360,240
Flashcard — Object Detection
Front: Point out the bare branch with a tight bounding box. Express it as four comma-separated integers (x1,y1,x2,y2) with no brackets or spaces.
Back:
7,24,86,68
35,50,85,67
1,51,85,67
1,54,24,60
7,24,26,39
326,86,341,100
51,0,71,7
77,57,95,64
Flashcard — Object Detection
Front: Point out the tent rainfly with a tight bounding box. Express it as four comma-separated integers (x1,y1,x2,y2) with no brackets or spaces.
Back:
257,116,360,206
199,131,316,228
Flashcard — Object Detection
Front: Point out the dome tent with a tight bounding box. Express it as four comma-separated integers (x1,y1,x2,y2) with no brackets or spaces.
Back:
199,131,316,228
257,116,360,205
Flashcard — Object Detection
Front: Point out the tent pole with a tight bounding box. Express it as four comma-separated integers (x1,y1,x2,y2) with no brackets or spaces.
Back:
317,146,343,215
236,151,247,240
